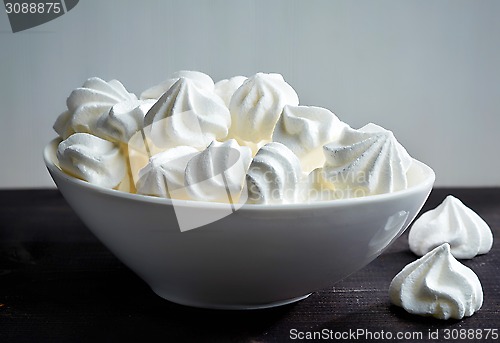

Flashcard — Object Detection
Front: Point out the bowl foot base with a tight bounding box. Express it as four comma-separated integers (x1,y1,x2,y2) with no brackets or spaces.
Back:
151,290,312,310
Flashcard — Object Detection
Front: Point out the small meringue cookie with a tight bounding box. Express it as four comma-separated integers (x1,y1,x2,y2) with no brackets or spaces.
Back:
389,243,483,320
246,142,303,204
185,139,252,203
95,98,156,144
54,77,137,139
409,195,493,259
143,78,231,150
229,73,299,144
272,105,347,173
136,146,199,199
57,133,126,189
93,98,156,194
313,123,412,199
140,70,215,100
214,76,247,107
53,110,73,139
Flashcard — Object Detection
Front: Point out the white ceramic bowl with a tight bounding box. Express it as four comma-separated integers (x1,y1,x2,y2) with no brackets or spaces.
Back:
44,139,435,309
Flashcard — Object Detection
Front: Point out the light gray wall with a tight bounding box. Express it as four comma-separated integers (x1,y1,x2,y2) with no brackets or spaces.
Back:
1,0,499,188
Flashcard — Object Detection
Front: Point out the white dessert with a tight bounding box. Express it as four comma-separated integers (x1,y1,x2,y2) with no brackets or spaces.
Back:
214,76,247,107
57,132,126,189
136,146,199,199
272,105,347,173
53,71,418,204
53,77,137,139
310,123,412,199
95,98,156,144
246,142,302,204
140,70,214,100
409,195,493,259
185,139,252,203
228,73,299,144
143,78,231,150
389,243,483,320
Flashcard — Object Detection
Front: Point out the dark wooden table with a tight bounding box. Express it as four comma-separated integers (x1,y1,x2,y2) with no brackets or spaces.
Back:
0,188,498,342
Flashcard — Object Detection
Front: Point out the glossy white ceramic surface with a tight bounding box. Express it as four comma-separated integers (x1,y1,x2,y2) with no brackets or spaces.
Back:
44,139,435,309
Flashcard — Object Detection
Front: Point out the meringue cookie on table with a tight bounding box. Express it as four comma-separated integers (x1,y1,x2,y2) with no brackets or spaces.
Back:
95,98,156,144
143,78,231,150
53,77,137,139
57,133,126,189
136,146,199,199
409,195,493,259
389,243,483,320
246,142,303,204
185,139,252,203
272,105,347,173
312,123,412,199
140,70,215,100
229,73,299,144
214,76,247,107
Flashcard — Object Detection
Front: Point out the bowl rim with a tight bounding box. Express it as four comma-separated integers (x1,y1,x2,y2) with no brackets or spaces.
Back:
44,138,435,211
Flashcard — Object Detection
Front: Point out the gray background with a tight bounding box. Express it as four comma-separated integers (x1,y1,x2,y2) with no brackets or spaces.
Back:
0,0,499,188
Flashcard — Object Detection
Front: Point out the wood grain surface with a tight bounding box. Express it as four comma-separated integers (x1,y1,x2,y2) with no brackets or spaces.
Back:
0,188,498,342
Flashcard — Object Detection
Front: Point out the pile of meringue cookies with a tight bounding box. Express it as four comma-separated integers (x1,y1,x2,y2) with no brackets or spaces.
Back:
52,70,493,321
53,71,413,204
392,195,493,320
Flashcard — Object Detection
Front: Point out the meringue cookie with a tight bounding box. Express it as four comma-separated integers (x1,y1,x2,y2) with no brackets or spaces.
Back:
140,70,215,100
54,77,137,139
185,139,252,203
246,142,303,204
53,110,73,139
57,133,126,189
229,73,299,143
95,98,156,144
214,76,247,107
409,195,493,259
136,146,199,199
143,78,231,150
314,123,412,199
272,105,347,173
389,243,483,320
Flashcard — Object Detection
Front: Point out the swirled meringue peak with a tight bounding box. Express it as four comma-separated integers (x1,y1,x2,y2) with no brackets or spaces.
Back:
313,123,413,199
140,70,214,100
229,73,299,144
409,195,493,259
214,76,247,107
246,142,303,204
143,78,231,150
272,105,348,173
57,133,126,189
95,98,156,144
54,77,137,139
389,243,483,320
136,146,199,199
185,139,252,203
